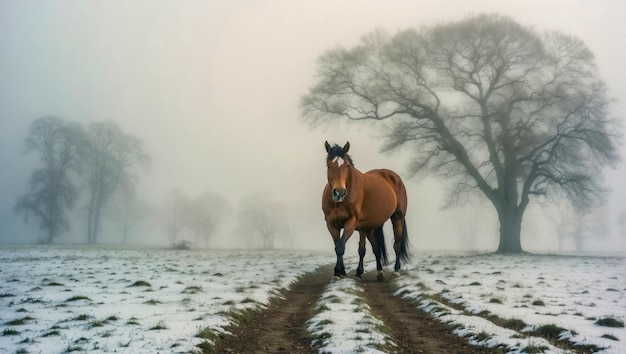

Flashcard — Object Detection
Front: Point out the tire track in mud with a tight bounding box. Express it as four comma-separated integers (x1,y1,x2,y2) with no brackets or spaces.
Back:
360,271,503,354
203,265,332,353
204,267,499,353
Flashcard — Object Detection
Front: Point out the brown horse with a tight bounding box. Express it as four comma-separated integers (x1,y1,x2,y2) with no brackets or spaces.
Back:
322,141,410,281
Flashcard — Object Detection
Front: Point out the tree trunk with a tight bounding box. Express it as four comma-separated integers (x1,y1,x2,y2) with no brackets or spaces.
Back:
496,207,523,253
92,203,102,244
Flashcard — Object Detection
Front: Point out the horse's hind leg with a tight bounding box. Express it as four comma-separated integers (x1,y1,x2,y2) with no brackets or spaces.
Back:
355,231,367,278
368,227,387,281
391,212,409,274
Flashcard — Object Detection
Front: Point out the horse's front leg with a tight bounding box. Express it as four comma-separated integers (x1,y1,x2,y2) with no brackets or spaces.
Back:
334,235,346,277
355,231,367,278
327,224,345,278
332,218,357,279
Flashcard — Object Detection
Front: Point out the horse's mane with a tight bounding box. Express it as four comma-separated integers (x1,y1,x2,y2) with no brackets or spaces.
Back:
326,144,354,166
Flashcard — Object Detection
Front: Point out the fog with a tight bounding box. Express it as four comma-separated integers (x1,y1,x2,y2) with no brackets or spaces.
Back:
1,0,624,253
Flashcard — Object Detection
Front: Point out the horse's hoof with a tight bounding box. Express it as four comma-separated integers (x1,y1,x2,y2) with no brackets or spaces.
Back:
332,275,342,282
391,271,401,277
376,272,385,282
354,274,363,280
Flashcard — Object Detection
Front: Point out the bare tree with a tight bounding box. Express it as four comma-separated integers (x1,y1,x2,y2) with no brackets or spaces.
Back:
14,117,86,243
110,188,150,243
162,189,189,246
617,209,626,238
83,120,150,244
237,194,288,249
542,199,575,251
184,191,231,248
301,14,620,253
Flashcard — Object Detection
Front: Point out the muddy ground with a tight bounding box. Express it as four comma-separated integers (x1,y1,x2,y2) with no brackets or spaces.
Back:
203,266,501,353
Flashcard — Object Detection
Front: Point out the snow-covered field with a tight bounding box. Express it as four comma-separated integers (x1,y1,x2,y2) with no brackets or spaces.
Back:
0,246,624,354
0,245,334,353
394,253,626,353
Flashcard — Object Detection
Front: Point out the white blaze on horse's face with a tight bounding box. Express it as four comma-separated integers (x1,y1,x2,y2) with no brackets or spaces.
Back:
327,157,349,202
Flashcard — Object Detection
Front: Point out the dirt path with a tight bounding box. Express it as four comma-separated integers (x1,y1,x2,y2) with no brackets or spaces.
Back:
204,265,332,353
360,272,502,354
204,267,500,353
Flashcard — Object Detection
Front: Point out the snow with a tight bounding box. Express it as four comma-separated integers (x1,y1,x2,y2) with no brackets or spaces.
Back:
0,245,334,353
1,246,624,354
393,253,626,353
307,277,395,354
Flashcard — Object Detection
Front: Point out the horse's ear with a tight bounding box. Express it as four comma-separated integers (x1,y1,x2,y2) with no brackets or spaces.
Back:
325,141,331,153
343,142,350,153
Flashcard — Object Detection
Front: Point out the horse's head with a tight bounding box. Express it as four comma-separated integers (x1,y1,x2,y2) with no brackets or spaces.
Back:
325,141,353,203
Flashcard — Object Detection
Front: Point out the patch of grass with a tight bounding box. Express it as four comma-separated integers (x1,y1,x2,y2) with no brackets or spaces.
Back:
128,280,151,287
0,293,15,298
88,315,118,329
503,318,527,331
489,298,503,304
182,285,202,294
533,324,565,340
469,281,482,286
595,317,624,328
126,317,140,325
324,294,342,303
3,328,20,336
149,321,167,330
144,299,162,305
42,330,61,337
65,343,84,352
240,297,258,304
5,316,35,326
72,314,91,321
524,343,549,353
45,281,64,286
235,286,246,293
65,295,91,302
314,319,333,328
532,299,545,306
310,331,332,347
474,331,492,342
601,333,619,341
313,303,331,315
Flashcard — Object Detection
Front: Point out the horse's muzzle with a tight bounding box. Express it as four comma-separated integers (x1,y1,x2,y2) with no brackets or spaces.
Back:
332,188,347,202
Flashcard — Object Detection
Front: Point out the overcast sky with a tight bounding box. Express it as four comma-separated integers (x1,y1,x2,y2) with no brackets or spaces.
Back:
0,0,624,251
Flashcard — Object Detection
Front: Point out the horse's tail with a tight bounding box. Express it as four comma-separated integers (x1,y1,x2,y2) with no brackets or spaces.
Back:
397,219,411,263
374,226,388,266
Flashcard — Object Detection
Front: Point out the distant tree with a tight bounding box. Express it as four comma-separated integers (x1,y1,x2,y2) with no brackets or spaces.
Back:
184,191,231,248
542,200,572,251
163,189,189,246
14,117,86,243
82,120,149,244
237,194,288,249
110,188,150,243
543,199,608,251
301,14,620,253
617,209,626,238
571,205,609,251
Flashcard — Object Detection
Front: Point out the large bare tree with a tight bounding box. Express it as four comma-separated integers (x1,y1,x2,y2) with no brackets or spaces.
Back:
301,14,620,253
83,120,149,244
14,117,86,243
